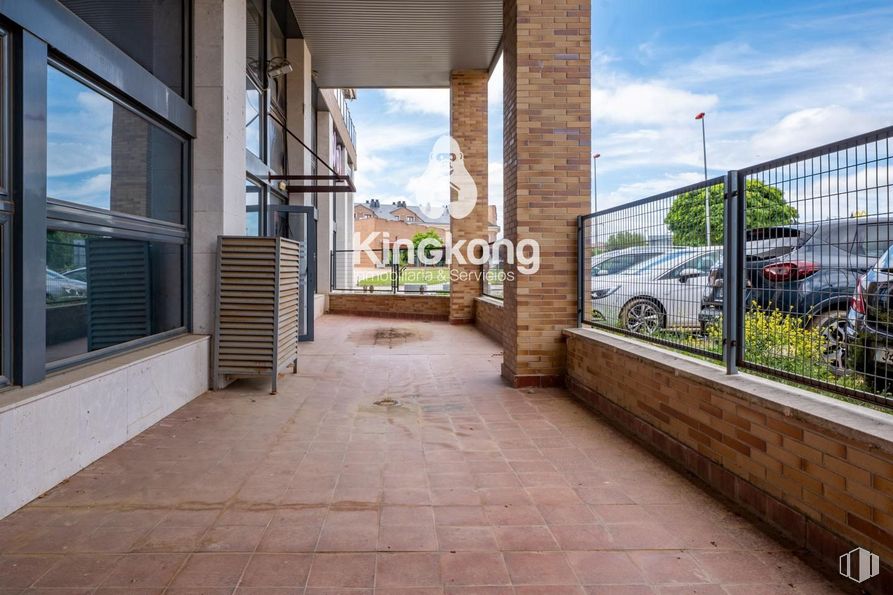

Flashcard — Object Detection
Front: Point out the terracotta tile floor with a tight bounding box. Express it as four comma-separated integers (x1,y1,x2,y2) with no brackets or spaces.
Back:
0,315,843,593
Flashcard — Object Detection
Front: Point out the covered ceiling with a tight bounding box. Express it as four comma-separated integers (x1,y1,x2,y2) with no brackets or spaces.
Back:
288,0,503,88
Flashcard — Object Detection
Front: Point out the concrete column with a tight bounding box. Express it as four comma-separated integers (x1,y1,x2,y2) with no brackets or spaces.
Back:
192,0,246,334
449,70,489,323
316,111,335,293
501,0,591,386
286,38,313,206
333,151,354,289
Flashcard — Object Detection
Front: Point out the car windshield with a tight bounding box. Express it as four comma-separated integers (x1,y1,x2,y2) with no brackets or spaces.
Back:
593,251,661,275
626,251,696,275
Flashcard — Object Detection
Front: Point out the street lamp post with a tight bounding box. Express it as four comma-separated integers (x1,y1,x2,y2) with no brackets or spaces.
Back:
592,153,601,249
592,153,601,213
695,112,710,245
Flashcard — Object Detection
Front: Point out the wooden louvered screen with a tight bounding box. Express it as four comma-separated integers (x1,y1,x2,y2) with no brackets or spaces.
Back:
86,238,151,351
213,236,300,393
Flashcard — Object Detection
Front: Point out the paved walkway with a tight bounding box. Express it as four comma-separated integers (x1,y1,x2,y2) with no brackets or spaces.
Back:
0,316,839,593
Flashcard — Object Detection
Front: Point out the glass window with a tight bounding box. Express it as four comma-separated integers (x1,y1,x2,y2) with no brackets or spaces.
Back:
269,117,287,175
246,78,262,157
593,252,661,276
246,181,261,236
59,0,186,96
46,67,184,224
269,16,287,110
246,0,263,81
45,230,184,364
668,251,721,278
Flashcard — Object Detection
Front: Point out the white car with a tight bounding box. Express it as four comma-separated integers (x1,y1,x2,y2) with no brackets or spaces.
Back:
591,248,721,334
591,246,673,277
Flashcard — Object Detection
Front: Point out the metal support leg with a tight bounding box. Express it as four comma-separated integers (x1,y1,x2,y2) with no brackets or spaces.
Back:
723,170,741,375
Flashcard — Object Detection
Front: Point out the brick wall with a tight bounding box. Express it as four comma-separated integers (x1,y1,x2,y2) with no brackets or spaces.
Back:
474,296,505,346
501,0,591,386
449,70,489,323
565,328,893,592
327,293,449,321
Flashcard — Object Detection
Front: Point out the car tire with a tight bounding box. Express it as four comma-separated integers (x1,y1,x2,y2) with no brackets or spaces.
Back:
858,358,892,393
621,298,664,335
809,309,849,374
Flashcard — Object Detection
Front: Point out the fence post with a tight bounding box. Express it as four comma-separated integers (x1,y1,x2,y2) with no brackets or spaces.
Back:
577,215,584,327
722,171,741,374
330,250,336,292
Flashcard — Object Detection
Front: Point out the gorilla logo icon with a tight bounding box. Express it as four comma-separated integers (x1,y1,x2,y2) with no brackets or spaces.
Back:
414,135,477,221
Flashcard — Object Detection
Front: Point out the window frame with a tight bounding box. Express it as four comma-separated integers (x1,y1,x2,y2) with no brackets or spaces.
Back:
46,58,189,237
0,2,195,388
244,0,295,202
0,28,9,387
42,56,190,374
44,231,188,372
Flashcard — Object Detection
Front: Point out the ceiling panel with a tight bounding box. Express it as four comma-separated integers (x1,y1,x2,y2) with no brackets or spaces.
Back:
288,0,502,88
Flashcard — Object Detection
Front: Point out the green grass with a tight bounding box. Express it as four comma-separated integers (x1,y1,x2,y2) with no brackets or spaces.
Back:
591,312,891,414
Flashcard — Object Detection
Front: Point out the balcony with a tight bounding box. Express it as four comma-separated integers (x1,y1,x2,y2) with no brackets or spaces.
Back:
0,315,840,591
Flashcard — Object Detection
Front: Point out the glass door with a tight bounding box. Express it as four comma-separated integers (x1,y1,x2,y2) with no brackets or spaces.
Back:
268,205,316,341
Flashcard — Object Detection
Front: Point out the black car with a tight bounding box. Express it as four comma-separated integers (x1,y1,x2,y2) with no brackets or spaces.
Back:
699,217,893,369
848,247,893,391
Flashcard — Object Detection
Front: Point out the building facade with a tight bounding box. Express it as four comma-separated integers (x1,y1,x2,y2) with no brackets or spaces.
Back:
0,0,357,517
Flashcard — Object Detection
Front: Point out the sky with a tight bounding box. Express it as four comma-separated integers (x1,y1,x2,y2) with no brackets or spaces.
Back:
347,0,893,235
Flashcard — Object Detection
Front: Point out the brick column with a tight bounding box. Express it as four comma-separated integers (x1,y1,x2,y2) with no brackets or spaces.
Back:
501,0,591,386
449,69,489,323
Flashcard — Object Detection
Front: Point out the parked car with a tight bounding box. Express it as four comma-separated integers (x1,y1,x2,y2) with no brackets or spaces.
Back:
592,247,721,333
847,246,893,391
698,225,808,330
699,218,893,369
591,246,672,277
63,267,87,282
46,268,87,304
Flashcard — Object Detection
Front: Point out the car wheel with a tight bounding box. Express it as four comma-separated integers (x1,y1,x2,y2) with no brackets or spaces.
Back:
810,310,849,374
621,298,664,335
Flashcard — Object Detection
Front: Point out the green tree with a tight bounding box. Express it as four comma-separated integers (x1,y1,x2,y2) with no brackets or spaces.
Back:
46,230,86,272
411,229,444,262
605,231,647,252
664,180,798,246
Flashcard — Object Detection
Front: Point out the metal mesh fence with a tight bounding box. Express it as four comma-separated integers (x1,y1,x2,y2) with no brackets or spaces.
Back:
581,177,725,360
579,126,893,409
482,241,504,299
738,129,893,406
331,248,450,294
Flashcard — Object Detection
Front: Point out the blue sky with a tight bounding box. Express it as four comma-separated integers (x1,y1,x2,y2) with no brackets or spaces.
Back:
348,0,893,233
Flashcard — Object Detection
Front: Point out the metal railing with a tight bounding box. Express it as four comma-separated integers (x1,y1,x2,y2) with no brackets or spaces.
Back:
579,125,893,409
482,241,504,299
331,248,450,294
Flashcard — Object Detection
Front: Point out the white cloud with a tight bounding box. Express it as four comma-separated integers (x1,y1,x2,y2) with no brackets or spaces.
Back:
383,89,449,116
750,106,879,158
488,161,504,232
592,81,718,126
590,24,893,212
599,171,704,212
488,56,503,107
